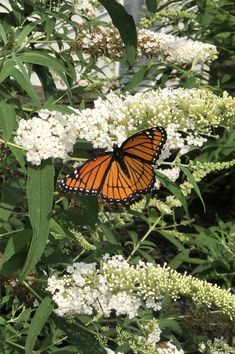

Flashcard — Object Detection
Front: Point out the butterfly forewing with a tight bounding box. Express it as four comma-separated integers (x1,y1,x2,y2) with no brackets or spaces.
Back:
59,154,112,195
122,127,166,164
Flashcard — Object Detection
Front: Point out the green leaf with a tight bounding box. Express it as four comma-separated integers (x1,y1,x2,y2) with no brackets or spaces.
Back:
19,160,55,279
158,230,186,252
45,18,56,39
0,229,31,273
159,318,183,334
25,297,54,354
18,51,70,87
0,316,6,325
168,250,191,269
98,0,137,67
0,183,23,226
56,195,98,229
9,145,26,173
0,100,16,142
145,0,158,13
16,21,38,45
180,165,205,212
11,68,41,106
34,64,57,99
15,308,32,328
54,318,106,354
124,64,151,91
100,224,119,245
0,23,7,44
156,171,188,213
0,59,15,83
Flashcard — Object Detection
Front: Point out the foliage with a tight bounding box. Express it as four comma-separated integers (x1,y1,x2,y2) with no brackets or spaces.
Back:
0,0,235,354
140,0,235,95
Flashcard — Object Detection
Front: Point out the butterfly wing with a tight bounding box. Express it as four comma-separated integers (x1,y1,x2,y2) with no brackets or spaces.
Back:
100,155,155,205
59,127,167,206
59,153,112,195
98,126,167,205
121,127,167,164
59,153,154,206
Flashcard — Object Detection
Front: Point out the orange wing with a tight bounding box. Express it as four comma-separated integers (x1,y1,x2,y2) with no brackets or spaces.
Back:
100,155,155,205
122,127,166,164
59,154,112,195
59,127,167,206
59,154,154,205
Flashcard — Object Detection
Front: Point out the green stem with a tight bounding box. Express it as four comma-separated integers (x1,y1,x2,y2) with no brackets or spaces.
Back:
0,138,27,151
70,156,87,162
76,322,98,336
0,228,24,238
5,340,25,350
160,161,190,168
22,280,43,302
25,276,47,284
39,336,68,353
73,250,85,262
127,216,162,261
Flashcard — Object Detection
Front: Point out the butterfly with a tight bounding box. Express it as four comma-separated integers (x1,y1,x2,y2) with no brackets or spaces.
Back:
59,127,167,206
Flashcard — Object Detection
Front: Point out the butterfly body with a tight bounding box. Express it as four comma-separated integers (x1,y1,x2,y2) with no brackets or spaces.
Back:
112,144,131,178
60,127,167,206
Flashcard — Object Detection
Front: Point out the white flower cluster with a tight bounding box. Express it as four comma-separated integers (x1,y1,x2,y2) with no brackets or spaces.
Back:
47,255,162,318
73,0,98,17
138,29,217,65
198,337,235,353
144,322,162,345
105,349,123,354
105,341,184,354
14,88,235,166
47,255,235,320
74,25,217,64
158,342,184,354
14,109,80,165
70,88,232,152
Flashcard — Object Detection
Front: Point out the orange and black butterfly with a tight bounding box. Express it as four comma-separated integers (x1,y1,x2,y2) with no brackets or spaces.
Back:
59,127,167,206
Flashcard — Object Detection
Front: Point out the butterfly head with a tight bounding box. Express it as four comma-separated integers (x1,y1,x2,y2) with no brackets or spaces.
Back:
113,143,124,159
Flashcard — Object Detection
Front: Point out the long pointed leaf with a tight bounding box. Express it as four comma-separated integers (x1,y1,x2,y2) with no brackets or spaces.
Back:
124,64,151,91
0,23,7,44
18,51,70,87
145,0,158,12
156,170,188,213
98,0,137,67
0,230,31,273
25,297,54,354
0,101,16,142
19,160,55,279
180,165,205,211
0,59,15,83
16,22,38,45
11,68,41,106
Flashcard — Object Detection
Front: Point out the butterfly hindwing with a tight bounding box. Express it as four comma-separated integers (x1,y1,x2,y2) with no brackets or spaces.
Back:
100,155,155,205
